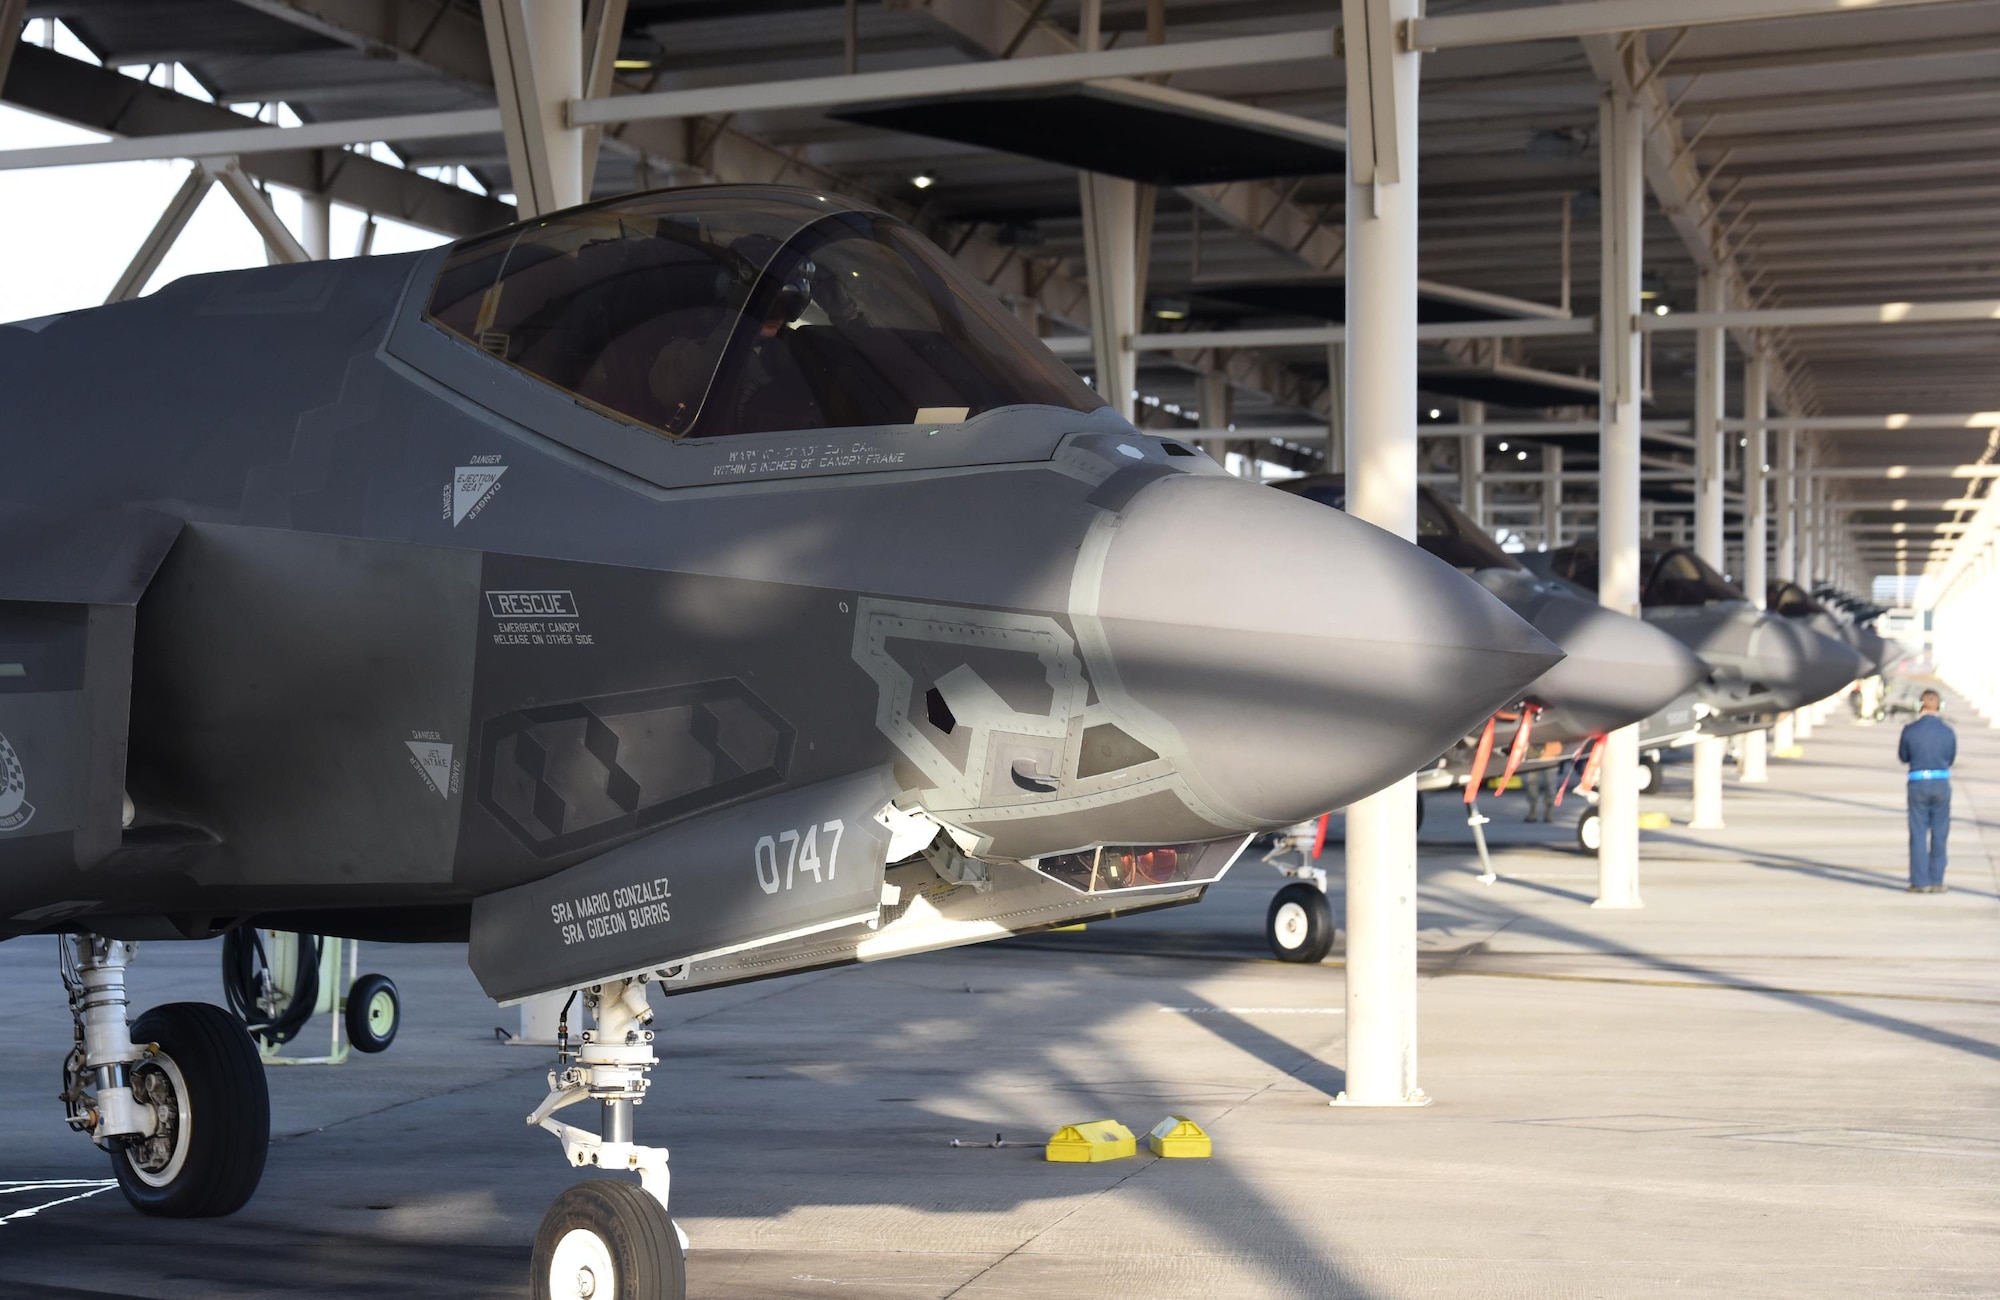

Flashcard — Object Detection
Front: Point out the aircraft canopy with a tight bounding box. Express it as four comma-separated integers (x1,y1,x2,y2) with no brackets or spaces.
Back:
426,187,1103,439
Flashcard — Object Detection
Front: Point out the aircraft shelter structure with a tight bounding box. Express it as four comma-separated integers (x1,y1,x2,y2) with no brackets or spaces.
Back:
4,0,1999,1109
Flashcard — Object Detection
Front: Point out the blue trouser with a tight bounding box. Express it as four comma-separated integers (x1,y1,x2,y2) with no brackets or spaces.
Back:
1907,780,1951,888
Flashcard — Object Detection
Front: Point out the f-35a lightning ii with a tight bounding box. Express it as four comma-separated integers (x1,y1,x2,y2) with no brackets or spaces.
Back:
1535,542,1864,730
0,185,1559,1299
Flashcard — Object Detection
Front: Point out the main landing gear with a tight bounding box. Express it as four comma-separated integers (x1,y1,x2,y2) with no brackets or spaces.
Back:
526,975,687,1300
60,936,271,1217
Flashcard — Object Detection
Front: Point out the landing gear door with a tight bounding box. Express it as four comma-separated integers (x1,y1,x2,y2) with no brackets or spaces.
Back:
469,767,899,1004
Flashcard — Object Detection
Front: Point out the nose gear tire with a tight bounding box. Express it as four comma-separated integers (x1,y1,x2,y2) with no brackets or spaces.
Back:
1266,882,1335,963
1577,807,1602,853
113,1002,270,1218
532,1179,686,1300
344,972,400,1054
1636,755,1662,793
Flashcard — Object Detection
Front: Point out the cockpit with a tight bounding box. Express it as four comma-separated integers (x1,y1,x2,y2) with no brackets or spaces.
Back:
1768,581,1826,618
1551,543,1747,606
425,187,1103,439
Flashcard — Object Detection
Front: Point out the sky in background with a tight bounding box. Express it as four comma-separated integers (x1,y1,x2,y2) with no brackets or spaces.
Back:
0,22,454,323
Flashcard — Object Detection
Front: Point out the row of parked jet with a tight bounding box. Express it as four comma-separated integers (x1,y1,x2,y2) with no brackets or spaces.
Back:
1252,476,1886,958
0,184,1891,1300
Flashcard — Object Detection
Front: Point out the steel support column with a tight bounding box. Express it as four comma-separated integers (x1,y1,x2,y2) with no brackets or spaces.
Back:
1688,269,1727,830
1594,88,1644,909
1196,370,1232,463
1541,444,1564,549
1079,173,1140,423
1778,428,1799,582
0,0,26,94
1337,0,1427,1108
1326,343,1346,470
1459,399,1485,526
301,191,332,261
214,160,309,264
1795,445,1818,740
1740,355,1770,784
104,161,216,303
481,0,585,218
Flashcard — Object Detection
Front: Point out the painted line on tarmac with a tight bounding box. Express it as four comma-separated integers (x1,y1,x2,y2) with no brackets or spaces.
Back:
0,1179,120,1226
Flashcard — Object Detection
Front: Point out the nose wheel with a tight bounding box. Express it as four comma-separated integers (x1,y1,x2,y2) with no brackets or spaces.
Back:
1577,806,1601,852
532,1179,685,1300
1266,881,1335,963
526,977,688,1299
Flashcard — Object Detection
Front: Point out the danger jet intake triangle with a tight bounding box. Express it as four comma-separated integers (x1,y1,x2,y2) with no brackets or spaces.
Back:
406,741,453,797
452,465,505,525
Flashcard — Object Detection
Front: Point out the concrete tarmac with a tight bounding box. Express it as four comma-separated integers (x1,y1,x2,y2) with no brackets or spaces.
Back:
2,693,1996,1297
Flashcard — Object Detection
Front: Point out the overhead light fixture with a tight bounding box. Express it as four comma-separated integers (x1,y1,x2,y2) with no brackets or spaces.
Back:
911,173,936,189
1654,303,1671,316
1153,297,1190,321
613,58,654,69
1429,408,1442,419
1498,441,1510,451
1516,450,1528,460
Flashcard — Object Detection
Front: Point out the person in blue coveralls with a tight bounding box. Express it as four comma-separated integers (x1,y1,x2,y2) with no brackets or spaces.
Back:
1898,690,1956,893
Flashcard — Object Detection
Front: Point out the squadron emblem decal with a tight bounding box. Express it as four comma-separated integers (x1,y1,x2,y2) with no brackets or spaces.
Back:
0,731,35,833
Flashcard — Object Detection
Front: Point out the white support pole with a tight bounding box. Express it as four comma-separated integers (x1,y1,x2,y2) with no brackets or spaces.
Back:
105,162,216,303
1541,444,1564,549
1326,342,1346,471
1689,269,1727,830
213,160,310,265
301,191,332,262
1338,0,1427,1108
1778,427,1798,583
1459,399,1485,527
1594,87,1644,910
578,0,630,196
0,0,27,98
1743,356,1769,611
482,0,585,219
1740,355,1770,784
1800,444,1818,585
1080,173,1139,424
1197,370,1231,463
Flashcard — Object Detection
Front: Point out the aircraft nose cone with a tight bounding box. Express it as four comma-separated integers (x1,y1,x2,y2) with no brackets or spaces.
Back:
1084,475,1562,828
1487,576,1709,735
1756,618,1866,709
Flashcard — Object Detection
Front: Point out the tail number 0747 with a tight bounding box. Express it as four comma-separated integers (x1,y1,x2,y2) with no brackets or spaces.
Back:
755,821,846,895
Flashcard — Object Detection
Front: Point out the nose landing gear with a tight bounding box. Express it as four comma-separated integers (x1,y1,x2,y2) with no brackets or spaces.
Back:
526,976,687,1300
1259,822,1337,963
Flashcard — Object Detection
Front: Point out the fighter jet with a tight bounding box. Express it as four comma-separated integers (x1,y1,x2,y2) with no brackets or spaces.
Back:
1278,477,1704,751
0,185,1559,1296
1783,582,1900,678
1532,542,1865,729
1256,477,1702,953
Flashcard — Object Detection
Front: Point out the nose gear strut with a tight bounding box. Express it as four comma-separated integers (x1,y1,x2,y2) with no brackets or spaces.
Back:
526,976,680,1224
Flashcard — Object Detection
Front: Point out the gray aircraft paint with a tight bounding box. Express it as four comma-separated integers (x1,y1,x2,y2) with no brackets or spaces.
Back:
0,185,1560,995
